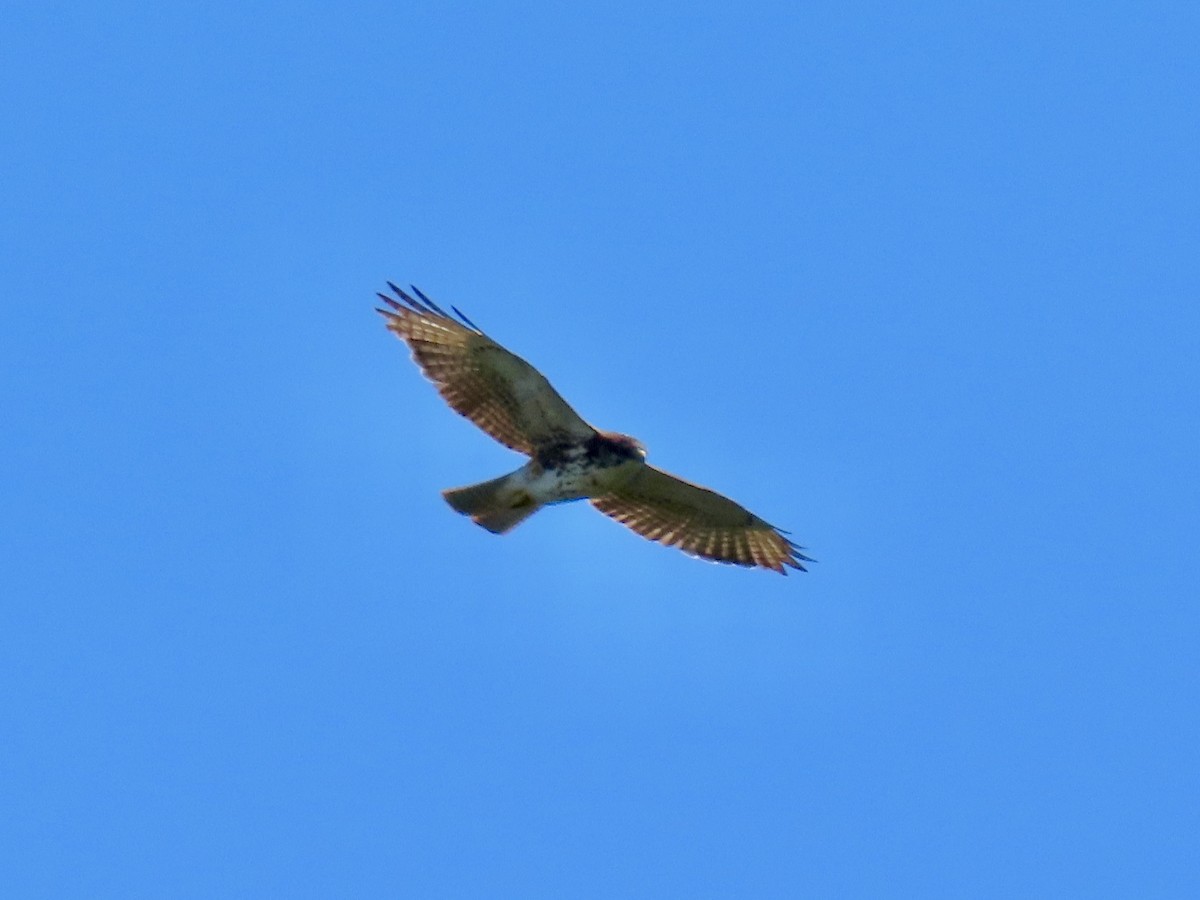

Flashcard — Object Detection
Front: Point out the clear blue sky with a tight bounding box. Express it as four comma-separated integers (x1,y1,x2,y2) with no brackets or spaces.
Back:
4,1,1198,896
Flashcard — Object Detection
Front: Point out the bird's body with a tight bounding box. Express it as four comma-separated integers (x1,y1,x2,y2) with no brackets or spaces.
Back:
441,431,643,533
528,434,641,500
376,283,813,574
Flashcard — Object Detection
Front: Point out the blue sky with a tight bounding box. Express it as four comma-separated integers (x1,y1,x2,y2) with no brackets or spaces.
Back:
3,1,1198,895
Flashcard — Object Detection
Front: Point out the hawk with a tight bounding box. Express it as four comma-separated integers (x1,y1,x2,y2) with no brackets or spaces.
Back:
377,282,813,574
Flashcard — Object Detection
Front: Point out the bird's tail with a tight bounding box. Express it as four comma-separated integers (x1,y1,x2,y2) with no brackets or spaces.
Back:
442,472,541,534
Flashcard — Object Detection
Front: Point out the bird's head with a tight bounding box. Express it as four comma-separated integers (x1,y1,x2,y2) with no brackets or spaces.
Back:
602,431,647,460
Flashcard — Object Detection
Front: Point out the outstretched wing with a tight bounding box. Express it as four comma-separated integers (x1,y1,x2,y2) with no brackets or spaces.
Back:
590,464,813,574
377,283,596,455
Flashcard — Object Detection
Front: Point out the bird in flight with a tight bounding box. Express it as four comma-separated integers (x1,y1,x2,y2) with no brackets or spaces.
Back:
376,283,813,574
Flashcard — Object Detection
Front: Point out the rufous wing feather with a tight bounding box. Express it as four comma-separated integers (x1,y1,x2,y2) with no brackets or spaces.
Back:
377,284,596,455
590,464,812,574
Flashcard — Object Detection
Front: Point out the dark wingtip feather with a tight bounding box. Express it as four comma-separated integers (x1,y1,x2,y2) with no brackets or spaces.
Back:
782,534,815,559
451,305,481,331
385,281,407,301
385,281,429,314
379,281,482,333
789,555,814,572
409,285,453,319
778,542,813,573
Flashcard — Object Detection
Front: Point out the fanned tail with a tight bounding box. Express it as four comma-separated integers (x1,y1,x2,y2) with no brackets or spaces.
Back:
442,472,541,534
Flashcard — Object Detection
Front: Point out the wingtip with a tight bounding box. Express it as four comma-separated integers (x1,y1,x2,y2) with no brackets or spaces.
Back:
383,281,427,314
789,553,814,572
410,285,452,318
377,281,483,336
451,304,482,331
